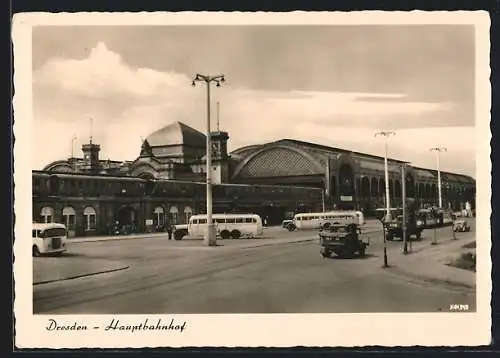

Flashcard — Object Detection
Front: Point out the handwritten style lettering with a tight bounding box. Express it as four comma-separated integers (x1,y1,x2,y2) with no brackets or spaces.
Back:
104,318,187,333
45,319,88,331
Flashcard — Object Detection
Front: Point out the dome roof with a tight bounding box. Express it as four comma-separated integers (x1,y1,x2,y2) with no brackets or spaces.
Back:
146,121,206,148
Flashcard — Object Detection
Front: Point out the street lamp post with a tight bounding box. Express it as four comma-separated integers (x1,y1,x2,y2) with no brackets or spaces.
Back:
192,73,225,247
375,130,395,268
401,162,409,254
375,131,396,222
430,146,447,209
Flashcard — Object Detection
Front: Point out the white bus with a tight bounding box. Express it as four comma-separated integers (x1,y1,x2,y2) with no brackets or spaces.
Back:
188,213,263,240
288,211,365,231
32,223,68,257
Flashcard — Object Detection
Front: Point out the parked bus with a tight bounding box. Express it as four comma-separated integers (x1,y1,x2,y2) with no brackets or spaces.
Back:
287,211,364,231
32,222,68,257
187,213,264,240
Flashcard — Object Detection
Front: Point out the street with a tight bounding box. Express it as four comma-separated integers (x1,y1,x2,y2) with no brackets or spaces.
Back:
33,224,476,314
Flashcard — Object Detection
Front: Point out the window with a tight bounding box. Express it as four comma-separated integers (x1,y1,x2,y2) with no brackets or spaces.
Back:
62,206,76,230
43,228,67,238
153,206,165,227
236,218,243,223
245,218,253,223
215,218,225,224
199,219,207,224
169,206,179,224
32,229,37,238
83,206,97,231
252,218,257,223
40,207,54,223
184,206,193,223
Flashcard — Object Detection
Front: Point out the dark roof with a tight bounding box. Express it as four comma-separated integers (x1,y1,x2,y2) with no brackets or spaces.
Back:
234,138,474,182
146,121,206,148
277,139,407,163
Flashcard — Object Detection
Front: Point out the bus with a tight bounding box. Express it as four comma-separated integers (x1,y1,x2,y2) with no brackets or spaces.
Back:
287,211,365,231
187,213,264,240
32,222,68,257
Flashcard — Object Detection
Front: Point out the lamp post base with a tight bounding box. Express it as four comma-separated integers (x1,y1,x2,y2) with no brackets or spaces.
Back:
204,224,217,247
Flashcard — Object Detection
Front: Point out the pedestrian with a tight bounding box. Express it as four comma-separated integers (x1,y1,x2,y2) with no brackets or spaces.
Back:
166,222,173,240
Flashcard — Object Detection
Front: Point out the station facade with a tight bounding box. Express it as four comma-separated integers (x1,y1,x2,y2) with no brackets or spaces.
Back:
34,121,476,237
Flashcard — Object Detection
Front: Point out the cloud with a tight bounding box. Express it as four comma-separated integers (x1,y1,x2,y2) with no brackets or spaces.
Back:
32,42,475,177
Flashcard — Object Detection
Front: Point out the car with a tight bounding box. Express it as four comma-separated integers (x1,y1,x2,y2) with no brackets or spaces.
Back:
32,222,68,257
173,224,188,240
281,219,293,229
319,221,369,258
453,220,471,232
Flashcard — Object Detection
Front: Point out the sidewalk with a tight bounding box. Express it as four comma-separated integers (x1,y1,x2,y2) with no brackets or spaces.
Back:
69,232,168,244
385,237,476,289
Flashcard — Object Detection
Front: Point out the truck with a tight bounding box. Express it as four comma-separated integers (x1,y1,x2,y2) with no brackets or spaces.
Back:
375,199,425,241
318,213,369,258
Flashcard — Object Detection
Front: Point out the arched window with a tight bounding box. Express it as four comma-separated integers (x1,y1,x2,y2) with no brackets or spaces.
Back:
395,180,401,198
378,179,385,198
370,177,378,197
169,206,179,224
83,206,97,231
405,174,415,198
418,183,425,198
40,207,54,223
361,177,370,198
184,206,193,223
338,164,354,198
62,206,76,230
153,206,164,227
425,184,431,198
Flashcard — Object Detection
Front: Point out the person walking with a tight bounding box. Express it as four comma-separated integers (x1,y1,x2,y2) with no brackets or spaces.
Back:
167,223,173,240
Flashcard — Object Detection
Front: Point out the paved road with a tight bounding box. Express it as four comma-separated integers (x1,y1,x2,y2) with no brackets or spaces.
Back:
33,224,475,314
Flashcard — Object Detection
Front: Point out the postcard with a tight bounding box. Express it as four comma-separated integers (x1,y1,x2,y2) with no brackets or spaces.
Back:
13,11,491,348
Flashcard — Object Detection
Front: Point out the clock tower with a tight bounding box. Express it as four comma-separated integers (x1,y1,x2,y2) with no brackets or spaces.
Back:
81,139,101,172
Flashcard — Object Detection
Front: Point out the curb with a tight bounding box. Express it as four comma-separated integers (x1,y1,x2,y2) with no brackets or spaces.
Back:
33,265,130,286
69,234,164,244
68,228,381,245
385,266,475,290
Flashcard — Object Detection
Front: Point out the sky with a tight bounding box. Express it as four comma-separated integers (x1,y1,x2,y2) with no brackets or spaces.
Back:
32,25,476,176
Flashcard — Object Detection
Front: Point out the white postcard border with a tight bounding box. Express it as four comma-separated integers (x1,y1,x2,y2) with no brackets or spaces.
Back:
13,11,492,348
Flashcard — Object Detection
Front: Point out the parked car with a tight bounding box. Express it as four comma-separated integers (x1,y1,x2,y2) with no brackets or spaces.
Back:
173,224,188,240
453,220,471,232
282,219,293,229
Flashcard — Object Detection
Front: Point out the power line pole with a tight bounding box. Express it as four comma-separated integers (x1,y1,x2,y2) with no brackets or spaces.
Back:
192,74,226,247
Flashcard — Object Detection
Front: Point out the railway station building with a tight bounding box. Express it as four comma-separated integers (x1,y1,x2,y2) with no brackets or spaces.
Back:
34,121,476,237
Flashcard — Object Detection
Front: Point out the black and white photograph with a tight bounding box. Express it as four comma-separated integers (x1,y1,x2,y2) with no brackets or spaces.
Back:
13,11,491,348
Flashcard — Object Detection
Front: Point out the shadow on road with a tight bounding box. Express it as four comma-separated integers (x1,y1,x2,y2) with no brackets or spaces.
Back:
58,252,86,258
325,253,378,260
